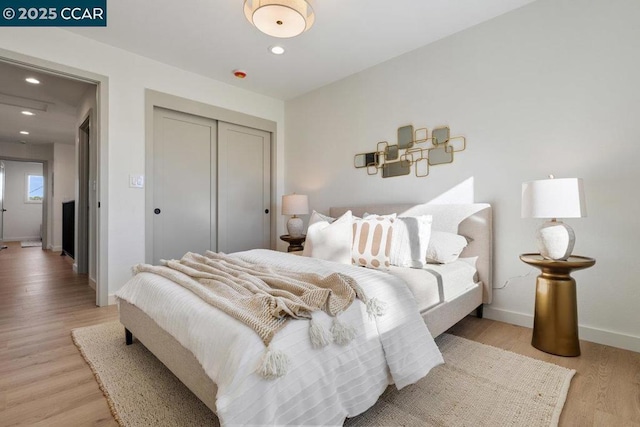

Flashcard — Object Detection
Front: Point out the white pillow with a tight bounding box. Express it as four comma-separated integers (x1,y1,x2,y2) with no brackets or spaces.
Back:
426,231,468,264
308,210,335,226
302,211,353,264
390,215,433,268
352,216,394,269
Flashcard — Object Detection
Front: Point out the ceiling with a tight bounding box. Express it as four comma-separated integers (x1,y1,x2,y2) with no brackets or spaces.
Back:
0,61,94,145
0,1,537,147
67,0,536,100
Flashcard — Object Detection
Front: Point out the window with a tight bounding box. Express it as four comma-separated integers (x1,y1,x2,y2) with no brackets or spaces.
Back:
26,174,44,203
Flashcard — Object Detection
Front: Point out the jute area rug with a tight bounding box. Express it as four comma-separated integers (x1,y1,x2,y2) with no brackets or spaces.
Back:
72,322,575,427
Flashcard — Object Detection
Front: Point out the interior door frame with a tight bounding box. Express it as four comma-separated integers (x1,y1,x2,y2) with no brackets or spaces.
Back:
76,115,90,274
144,90,278,264
0,48,110,307
0,160,6,249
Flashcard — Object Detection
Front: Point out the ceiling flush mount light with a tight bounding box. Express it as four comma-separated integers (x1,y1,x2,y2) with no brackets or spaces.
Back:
20,131,30,135
244,0,314,38
269,45,286,55
25,77,40,84
233,69,247,79
22,110,35,116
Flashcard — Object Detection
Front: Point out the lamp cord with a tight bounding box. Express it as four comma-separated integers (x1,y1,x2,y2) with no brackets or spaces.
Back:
493,268,537,290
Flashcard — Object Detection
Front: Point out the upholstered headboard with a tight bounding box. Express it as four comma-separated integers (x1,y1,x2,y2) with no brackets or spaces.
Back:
329,203,493,304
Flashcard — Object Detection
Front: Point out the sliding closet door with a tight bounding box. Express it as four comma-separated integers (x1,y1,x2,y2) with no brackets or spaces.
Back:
152,108,217,264
217,122,271,253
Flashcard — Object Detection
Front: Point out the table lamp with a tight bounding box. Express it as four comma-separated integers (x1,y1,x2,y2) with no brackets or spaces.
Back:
282,194,309,237
521,176,586,260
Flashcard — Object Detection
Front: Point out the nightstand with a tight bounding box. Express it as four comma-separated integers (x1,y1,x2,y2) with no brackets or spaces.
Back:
280,234,306,252
520,253,596,357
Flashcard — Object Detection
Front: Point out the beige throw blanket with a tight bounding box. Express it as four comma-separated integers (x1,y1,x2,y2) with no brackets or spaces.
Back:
133,251,372,347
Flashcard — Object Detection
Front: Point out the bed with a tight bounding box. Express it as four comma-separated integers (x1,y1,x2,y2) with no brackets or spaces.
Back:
116,202,492,426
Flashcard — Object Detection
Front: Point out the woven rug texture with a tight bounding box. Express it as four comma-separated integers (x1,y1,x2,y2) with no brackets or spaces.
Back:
72,322,575,427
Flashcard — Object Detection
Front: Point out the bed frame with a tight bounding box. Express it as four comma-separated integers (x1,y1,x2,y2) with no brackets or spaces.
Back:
120,203,492,415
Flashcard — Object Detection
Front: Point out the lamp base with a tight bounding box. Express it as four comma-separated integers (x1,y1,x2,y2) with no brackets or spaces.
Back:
287,216,304,238
536,220,575,260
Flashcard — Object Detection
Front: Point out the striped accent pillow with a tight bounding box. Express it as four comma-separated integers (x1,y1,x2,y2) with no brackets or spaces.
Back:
352,216,394,269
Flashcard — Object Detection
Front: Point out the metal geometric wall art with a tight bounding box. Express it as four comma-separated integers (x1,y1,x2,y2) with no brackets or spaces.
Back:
353,124,466,178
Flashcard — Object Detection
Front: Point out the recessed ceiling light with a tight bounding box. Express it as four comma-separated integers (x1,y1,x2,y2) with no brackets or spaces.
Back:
25,77,40,84
22,110,35,116
20,131,29,135
269,45,286,55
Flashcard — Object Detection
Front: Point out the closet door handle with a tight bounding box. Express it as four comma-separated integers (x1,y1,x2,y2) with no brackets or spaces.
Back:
264,209,269,214
154,208,161,215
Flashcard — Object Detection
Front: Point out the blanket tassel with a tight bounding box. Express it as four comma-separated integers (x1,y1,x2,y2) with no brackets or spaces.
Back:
257,346,290,380
331,316,357,346
309,318,332,348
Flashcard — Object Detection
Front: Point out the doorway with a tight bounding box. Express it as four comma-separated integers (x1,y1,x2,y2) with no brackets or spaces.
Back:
0,160,45,248
0,52,108,306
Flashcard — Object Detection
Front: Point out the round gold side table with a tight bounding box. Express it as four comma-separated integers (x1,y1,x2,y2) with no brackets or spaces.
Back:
519,253,596,357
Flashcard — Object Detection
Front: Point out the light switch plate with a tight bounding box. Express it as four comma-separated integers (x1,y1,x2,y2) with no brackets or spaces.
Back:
129,174,144,188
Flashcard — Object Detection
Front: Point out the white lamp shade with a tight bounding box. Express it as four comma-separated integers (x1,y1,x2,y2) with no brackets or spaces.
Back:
282,194,309,215
521,178,586,219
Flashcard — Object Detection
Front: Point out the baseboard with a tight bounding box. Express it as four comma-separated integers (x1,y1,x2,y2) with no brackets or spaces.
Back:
72,263,78,273
4,236,41,242
48,245,62,252
88,278,96,291
108,294,117,305
484,307,640,353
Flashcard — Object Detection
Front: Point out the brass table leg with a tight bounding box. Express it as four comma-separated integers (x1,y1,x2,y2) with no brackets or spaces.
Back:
532,271,580,356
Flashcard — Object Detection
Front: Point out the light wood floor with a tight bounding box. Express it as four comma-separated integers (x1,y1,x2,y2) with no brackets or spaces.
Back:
0,241,118,426
0,242,638,426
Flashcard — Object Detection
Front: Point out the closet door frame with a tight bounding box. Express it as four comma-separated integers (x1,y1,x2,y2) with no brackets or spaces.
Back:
144,90,278,264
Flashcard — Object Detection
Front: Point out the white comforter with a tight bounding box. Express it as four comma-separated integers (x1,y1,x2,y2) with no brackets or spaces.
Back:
116,249,443,426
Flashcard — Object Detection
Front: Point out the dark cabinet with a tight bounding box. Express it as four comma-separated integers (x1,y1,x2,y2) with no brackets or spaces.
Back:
62,200,74,258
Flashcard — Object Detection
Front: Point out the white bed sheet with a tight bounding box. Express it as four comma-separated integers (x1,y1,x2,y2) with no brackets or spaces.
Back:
116,249,443,427
387,259,478,313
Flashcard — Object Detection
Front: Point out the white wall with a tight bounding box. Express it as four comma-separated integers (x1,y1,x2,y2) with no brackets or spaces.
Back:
51,143,75,251
285,0,640,351
0,28,286,299
2,160,43,241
